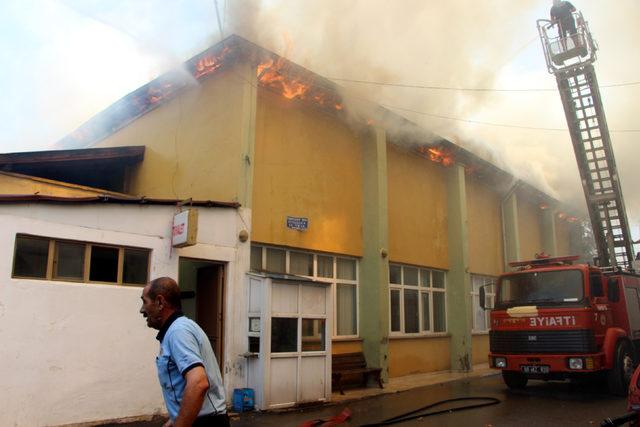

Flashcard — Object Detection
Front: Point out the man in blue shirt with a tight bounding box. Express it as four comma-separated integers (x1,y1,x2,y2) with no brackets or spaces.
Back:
140,277,229,427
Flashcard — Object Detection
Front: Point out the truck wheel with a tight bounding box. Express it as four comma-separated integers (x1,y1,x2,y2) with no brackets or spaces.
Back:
607,340,635,396
502,370,528,389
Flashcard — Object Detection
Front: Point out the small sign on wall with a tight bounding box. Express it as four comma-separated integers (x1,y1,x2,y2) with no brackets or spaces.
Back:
286,216,309,231
172,209,198,247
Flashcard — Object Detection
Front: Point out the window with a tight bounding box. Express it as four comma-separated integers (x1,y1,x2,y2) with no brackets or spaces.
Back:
54,241,84,281
389,263,447,335
471,275,495,333
251,245,359,337
13,235,49,278
271,317,297,352
12,234,150,286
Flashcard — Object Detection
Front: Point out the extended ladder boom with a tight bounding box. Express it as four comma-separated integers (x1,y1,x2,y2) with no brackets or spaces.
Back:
537,12,634,269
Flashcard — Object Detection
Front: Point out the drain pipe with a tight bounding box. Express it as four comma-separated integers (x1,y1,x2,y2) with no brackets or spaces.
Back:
501,179,522,270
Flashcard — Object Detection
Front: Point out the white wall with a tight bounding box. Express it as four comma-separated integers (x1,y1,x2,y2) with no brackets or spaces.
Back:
0,203,250,426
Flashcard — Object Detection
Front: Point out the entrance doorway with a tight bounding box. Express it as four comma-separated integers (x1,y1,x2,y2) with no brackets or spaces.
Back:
178,258,225,371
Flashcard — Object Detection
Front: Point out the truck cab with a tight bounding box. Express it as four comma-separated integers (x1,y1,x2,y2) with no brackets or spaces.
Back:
482,255,640,395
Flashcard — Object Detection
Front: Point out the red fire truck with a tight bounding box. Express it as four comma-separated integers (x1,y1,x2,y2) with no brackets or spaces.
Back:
481,10,640,396
483,255,640,395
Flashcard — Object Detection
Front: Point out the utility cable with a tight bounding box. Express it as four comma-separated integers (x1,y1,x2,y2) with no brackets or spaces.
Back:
329,77,640,93
359,396,501,426
213,0,224,40
381,103,640,133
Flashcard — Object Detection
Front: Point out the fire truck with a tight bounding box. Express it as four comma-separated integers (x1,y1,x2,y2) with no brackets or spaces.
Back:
481,9,640,395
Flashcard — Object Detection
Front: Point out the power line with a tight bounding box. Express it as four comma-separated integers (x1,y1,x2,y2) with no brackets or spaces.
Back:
213,0,224,40
205,56,640,134
329,77,640,93
381,103,640,133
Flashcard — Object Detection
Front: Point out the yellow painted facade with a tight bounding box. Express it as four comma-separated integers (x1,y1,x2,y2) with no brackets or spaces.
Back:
466,176,504,276
472,335,490,365
388,337,450,377
94,66,250,202
387,144,448,269
332,340,364,355
251,90,364,256
0,172,125,197
16,46,577,382
518,196,544,260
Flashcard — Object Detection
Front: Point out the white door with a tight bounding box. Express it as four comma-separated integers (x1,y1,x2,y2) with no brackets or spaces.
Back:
265,280,331,408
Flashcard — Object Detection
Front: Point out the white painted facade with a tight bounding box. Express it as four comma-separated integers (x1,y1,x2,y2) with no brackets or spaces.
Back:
0,203,251,426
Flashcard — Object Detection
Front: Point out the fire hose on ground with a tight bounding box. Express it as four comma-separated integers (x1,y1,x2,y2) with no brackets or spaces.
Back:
298,396,501,426
600,411,638,427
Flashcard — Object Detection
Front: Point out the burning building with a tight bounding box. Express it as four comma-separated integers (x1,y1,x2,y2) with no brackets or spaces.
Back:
0,35,579,425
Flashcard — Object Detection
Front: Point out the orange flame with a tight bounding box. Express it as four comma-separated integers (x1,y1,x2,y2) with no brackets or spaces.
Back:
194,47,231,79
539,203,550,210
256,56,343,112
257,57,310,100
426,147,454,167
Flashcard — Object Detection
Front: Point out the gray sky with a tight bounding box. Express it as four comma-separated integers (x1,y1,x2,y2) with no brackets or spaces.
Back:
1,0,638,240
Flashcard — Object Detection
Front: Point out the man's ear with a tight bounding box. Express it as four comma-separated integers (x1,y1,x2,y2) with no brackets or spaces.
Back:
156,294,166,307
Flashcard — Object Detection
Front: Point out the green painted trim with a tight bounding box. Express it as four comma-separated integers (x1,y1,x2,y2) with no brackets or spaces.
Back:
541,209,558,256
502,193,520,269
359,126,390,382
446,165,472,372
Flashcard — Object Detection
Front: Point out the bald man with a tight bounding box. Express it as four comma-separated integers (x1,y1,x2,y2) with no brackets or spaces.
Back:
140,277,229,427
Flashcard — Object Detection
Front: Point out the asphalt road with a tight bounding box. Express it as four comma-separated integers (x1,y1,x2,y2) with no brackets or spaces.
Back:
110,374,631,426
234,375,629,426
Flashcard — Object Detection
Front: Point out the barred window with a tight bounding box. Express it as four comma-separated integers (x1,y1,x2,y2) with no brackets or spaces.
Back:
389,263,447,335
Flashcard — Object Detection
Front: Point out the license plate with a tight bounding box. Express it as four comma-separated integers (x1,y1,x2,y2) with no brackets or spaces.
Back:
521,365,550,374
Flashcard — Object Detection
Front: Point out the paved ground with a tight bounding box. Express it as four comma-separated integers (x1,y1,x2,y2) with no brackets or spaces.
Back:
104,366,632,426
231,376,629,426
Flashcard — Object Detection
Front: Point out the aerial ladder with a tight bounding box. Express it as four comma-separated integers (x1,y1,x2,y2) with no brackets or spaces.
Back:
537,11,635,270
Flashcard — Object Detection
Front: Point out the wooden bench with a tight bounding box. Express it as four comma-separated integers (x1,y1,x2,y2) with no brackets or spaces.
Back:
331,352,383,395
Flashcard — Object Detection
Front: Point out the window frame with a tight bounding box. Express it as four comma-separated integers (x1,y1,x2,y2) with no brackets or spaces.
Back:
251,244,359,339
470,274,496,333
12,234,151,287
389,263,447,337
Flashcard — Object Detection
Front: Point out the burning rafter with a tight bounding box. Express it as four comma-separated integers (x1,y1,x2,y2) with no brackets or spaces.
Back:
256,55,344,112
417,145,455,167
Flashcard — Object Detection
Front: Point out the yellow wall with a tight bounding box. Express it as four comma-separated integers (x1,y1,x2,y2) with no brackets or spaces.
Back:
472,335,490,365
251,90,363,256
518,196,543,260
555,216,572,256
94,65,249,202
467,176,503,276
0,172,125,197
387,145,448,269
332,340,363,355
388,337,450,377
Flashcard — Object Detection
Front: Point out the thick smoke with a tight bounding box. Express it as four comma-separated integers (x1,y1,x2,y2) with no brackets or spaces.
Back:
2,0,638,238
223,0,640,238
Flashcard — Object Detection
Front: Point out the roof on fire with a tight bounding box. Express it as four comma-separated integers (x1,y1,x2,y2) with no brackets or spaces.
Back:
5,35,567,212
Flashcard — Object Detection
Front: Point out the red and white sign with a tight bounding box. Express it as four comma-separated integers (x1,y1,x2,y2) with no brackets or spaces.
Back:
172,209,198,248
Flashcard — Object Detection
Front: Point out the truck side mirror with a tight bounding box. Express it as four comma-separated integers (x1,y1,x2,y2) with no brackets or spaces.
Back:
608,278,620,302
